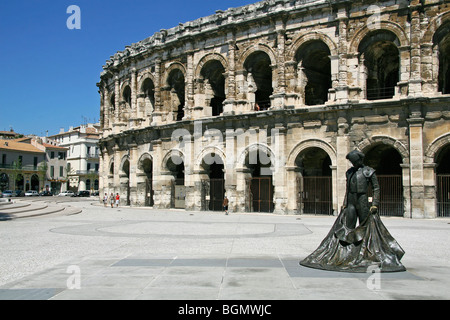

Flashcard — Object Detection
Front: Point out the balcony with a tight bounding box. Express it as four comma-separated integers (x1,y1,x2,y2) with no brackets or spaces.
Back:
0,164,41,172
74,169,99,176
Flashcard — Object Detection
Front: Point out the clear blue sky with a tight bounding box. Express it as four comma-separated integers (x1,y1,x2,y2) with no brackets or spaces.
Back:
0,0,256,136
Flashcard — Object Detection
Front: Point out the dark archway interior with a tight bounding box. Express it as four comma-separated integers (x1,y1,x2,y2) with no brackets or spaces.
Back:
436,145,450,174
168,69,185,121
201,60,226,116
295,40,331,106
434,22,450,94
142,78,155,106
364,144,402,174
142,158,153,178
244,52,273,110
295,147,331,177
123,86,132,106
246,150,272,177
359,31,400,100
122,160,130,177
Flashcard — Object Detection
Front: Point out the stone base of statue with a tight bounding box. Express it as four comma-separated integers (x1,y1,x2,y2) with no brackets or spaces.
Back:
300,208,406,273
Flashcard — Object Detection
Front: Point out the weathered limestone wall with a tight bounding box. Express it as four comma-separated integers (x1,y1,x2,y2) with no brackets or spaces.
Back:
98,0,450,218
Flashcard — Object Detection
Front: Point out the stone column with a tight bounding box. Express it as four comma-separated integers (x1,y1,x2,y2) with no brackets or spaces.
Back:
113,145,121,194
152,58,163,125
185,44,195,120
223,38,237,115
114,76,120,122
335,7,349,103
336,116,350,211
407,114,425,218
102,86,110,131
151,139,164,209
408,8,423,97
225,128,237,212
184,133,195,210
423,163,437,218
272,125,287,214
128,143,138,206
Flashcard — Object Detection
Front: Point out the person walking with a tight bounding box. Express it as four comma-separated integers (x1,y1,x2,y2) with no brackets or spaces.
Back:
115,193,120,207
223,196,229,215
103,193,108,207
110,193,115,208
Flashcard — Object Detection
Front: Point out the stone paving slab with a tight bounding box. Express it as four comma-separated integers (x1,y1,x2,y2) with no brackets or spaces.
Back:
0,198,449,300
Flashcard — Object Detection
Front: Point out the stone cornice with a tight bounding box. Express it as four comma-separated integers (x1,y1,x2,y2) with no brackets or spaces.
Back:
101,0,333,74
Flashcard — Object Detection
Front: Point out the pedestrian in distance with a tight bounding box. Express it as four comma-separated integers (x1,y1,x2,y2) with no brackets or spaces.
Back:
110,193,115,208
103,193,108,207
223,196,229,215
115,193,120,207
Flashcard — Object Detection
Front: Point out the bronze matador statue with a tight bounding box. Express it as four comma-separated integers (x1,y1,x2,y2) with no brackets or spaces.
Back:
300,150,406,273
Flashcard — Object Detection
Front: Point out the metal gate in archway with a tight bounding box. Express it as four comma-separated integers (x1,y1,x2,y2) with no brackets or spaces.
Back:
246,177,274,213
145,179,154,207
201,179,225,211
297,176,333,215
437,174,450,217
368,175,403,217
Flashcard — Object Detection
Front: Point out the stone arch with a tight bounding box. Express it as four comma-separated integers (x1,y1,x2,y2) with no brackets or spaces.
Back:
109,92,116,110
164,62,187,86
237,143,276,169
287,139,337,168
237,43,277,69
425,132,450,164
422,11,450,45
161,149,185,172
348,21,409,55
108,158,115,175
195,146,226,173
241,47,275,110
119,155,130,175
194,53,228,80
137,152,154,173
195,54,228,116
357,135,409,164
291,37,333,105
286,31,338,61
138,71,157,92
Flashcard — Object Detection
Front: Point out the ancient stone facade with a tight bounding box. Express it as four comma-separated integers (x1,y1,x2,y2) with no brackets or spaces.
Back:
98,0,450,218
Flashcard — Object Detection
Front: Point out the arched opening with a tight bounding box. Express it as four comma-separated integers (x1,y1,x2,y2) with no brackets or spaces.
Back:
200,60,226,116
245,148,274,213
244,51,273,111
142,78,155,114
167,154,185,208
110,94,115,111
364,144,403,216
295,40,331,105
122,85,132,108
141,157,154,207
359,30,400,100
434,22,450,94
86,179,91,191
167,69,185,121
200,155,225,211
31,174,39,191
435,144,450,217
295,147,332,215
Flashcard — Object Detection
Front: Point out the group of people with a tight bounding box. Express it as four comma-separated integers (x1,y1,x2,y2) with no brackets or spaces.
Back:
103,193,120,208
102,192,230,214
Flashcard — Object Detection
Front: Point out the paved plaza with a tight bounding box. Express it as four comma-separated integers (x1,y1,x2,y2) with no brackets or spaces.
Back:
0,197,449,300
